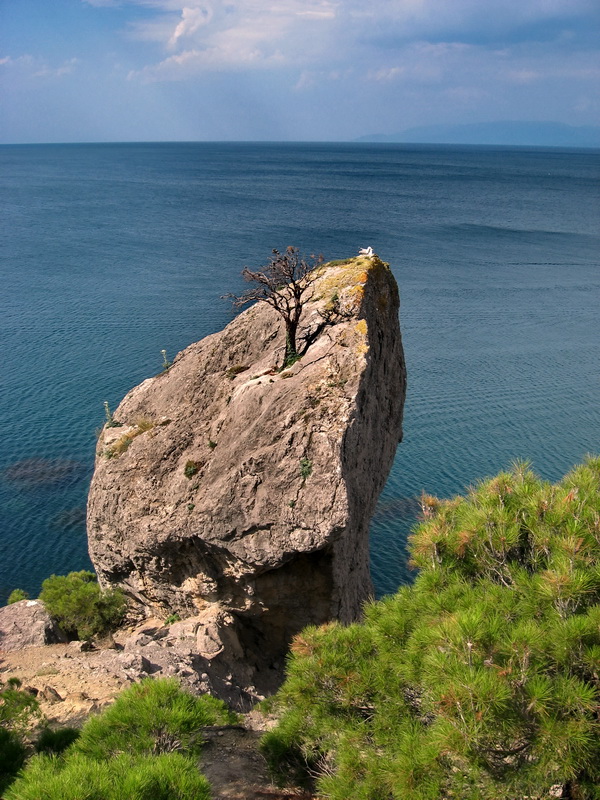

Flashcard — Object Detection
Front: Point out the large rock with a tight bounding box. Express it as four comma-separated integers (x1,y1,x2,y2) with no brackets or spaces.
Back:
87,255,406,692
0,600,67,652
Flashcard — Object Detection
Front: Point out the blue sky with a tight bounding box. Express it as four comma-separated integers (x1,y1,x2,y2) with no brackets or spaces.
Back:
1,0,599,142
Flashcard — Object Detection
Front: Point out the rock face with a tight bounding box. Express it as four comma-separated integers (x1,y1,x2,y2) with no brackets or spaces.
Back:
87,255,406,696
0,600,67,652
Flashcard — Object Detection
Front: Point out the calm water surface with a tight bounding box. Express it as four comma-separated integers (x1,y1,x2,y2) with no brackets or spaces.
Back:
1,143,598,601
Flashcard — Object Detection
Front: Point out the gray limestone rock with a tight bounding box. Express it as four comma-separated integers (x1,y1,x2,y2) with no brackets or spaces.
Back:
0,600,67,652
87,255,406,694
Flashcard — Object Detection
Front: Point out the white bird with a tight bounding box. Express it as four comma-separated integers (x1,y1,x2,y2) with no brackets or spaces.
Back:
358,246,374,257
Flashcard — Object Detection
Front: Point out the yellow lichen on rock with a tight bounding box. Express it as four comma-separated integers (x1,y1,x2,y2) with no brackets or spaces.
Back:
354,319,369,355
313,255,383,301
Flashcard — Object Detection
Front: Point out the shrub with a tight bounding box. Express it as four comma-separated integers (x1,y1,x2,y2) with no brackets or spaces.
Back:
0,681,40,734
74,678,237,760
35,727,80,755
39,570,126,641
0,681,41,794
263,458,600,800
7,588,29,604
0,728,26,794
5,679,229,800
5,752,211,800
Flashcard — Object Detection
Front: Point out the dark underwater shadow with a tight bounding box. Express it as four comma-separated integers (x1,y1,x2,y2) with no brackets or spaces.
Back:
1,458,89,488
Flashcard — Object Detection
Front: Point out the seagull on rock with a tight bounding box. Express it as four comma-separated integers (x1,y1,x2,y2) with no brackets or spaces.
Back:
359,246,374,258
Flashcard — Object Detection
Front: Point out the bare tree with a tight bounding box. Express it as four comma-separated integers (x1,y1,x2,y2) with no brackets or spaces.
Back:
226,247,323,368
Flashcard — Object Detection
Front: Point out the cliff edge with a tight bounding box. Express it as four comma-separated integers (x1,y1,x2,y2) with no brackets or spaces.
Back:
87,255,406,697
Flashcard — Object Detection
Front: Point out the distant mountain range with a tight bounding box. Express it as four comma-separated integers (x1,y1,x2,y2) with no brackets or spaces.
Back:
356,121,600,147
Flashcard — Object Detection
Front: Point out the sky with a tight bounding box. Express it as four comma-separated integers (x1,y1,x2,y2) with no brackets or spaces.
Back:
1,0,599,143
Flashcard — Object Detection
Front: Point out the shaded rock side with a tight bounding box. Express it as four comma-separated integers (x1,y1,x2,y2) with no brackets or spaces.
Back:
87,255,406,687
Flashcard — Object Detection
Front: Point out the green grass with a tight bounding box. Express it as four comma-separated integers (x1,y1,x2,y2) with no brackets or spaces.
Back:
263,457,600,800
104,418,155,458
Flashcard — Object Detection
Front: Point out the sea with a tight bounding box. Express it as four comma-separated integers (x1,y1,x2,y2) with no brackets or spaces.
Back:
1,142,598,603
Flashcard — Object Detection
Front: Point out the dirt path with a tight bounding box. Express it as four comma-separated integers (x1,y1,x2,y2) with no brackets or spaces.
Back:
201,720,314,800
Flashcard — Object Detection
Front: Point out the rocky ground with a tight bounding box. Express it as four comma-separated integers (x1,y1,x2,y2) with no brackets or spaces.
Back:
0,642,123,726
0,638,315,800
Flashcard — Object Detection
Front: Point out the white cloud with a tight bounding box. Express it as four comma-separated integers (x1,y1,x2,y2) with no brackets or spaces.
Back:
32,58,80,78
127,0,339,79
368,66,406,82
0,53,79,78
129,42,285,81
0,54,35,67
506,62,600,83
294,66,351,89
0,54,78,78
168,6,213,48
89,0,599,93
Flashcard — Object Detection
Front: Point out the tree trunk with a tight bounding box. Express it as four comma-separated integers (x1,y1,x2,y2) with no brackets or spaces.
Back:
284,319,298,367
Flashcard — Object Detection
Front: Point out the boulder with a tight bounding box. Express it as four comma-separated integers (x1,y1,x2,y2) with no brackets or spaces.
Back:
87,255,406,693
0,599,67,652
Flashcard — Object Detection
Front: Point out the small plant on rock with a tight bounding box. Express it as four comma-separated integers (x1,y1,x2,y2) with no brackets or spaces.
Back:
299,458,312,482
103,401,122,429
226,364,249,379
184,460,201,479
104,418,155,458
161,349,171,371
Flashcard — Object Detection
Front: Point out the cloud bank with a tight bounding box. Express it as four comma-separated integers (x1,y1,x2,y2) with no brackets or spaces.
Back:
1,0,598,142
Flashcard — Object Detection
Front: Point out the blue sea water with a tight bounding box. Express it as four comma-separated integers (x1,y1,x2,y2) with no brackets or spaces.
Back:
1,142,598,602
